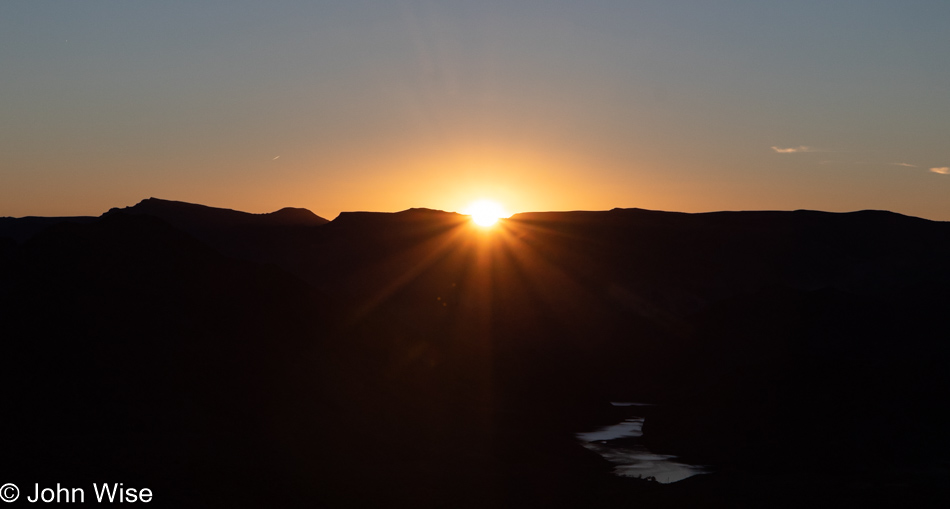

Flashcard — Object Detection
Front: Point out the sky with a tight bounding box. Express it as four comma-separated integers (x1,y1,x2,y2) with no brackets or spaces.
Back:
2,0,949,220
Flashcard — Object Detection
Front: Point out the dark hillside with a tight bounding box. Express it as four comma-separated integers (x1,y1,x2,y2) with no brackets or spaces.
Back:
0,212,335,506
3,204,949,507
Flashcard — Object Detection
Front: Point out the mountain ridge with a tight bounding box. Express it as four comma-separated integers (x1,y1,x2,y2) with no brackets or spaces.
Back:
107,197,330,227
4,198,950,507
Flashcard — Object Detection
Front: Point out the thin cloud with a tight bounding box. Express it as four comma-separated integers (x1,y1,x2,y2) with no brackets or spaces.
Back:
930,167,950,175
819,160,921,169
771,146,813,154
273,156,280,160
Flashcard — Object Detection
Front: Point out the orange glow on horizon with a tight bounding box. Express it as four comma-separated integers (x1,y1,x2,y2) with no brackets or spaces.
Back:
463,200,509,227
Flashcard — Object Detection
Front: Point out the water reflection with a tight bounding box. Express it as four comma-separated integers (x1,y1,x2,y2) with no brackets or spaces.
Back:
576,406,708,484
576,417,644,442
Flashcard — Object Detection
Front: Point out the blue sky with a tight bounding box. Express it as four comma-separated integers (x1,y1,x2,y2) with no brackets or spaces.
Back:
2,1,948,219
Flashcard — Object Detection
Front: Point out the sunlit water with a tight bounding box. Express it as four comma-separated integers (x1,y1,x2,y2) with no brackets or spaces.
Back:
575,403,708,484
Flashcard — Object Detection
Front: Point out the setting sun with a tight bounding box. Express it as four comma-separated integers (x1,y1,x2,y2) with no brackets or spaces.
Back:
464,200,508,227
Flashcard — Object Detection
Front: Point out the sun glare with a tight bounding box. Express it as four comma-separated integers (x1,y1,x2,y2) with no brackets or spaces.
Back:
464,200,508,227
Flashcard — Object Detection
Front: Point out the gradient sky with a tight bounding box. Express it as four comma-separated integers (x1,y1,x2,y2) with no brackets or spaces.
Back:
2,1,948,220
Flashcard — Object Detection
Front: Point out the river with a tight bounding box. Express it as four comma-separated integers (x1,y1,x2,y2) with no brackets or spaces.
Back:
575,403,708,484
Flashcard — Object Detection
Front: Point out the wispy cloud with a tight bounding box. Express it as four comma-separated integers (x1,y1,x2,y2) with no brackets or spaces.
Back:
273,155,280,160
818,160,922,169
780,147,942,177
771,146,813,154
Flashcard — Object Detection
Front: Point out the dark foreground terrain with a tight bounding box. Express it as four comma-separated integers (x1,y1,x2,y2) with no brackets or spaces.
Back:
3,198,949,507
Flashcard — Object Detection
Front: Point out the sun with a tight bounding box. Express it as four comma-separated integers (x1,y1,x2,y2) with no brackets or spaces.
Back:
464,200,508,227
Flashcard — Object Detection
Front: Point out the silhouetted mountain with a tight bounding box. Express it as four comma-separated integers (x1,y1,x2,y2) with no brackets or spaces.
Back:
109,197,329,227
103,198,329,268
0,212,337,507
3,203,950,507
0,215,97,243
